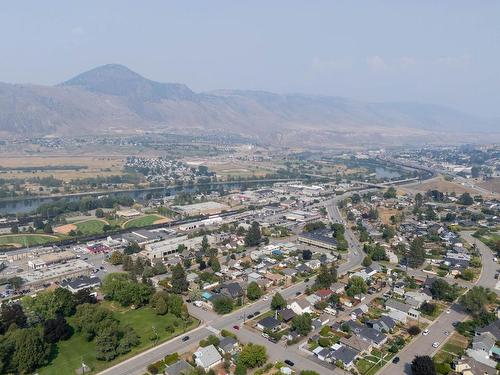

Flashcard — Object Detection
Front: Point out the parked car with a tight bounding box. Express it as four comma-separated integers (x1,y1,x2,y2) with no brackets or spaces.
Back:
284,360,294,366
182,336,190,342
423,329,429,336
233,325,240,330
432,342,440,348
295,291,301,296
392,357,400,364
254,311,260,316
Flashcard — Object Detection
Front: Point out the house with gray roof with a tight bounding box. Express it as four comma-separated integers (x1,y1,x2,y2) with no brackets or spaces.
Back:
165,360,194,375
330,345,359,369
385,298,419,322
367,315,396,333
194,345,223,370
220,282,244,299
218,336,239,354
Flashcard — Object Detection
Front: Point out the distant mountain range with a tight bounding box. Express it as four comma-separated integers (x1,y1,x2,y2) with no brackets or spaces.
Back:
0,64,498,146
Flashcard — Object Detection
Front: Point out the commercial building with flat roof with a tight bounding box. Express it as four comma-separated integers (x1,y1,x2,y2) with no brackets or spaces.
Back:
19,259,93,287
297,230,338,250
172,201,230,216
143,235,215,260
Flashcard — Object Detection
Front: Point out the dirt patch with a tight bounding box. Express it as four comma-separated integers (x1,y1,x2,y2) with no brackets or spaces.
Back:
54,224,77,235
407,177,478,195
377,207,399,225
477,178,500,194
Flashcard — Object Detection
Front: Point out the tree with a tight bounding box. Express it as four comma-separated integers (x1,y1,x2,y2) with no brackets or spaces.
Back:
314,263,337,289
300,371,319,375
408,325,421,336
101,273,153,307
109,251,123,265
384,187,397,199
43,223,53,234
382,225,395,241
362,256,372,267
95,327,120,361
153,261,167,275
271,292,286,310
0,303,27,334
429,279,460,302
117,326,140,354
10,224,19,234
212,296,233,314
43,315,72,343
238,343,267,368
459,286,496,316
351,193,361,204
201,235,210,254
150,291,170,315
22,288,76,322
411,355,436,375
302,249,312,260
7,327,49,374
95,208,105,218
244,222,262,246
246,282,263,301
346,276,367,297
74,288,97,305
461,269,474,281
170,264,189,294
407,237,425,268
235,362,247,375
123,241,141,255
7,276,23,290
208,256,221,272
420,302,437,316
458,192,473,205
73,303,116,341
292,313,312,336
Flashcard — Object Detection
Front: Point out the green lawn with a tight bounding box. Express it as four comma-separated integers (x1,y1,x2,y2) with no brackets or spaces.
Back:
0,233,59,247
123,214,164,229
75,219,107,235
39,304,198,375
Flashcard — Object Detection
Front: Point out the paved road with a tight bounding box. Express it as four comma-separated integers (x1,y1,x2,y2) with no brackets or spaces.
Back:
383,230,500,374
99,191,366,375
325,194,365,275
461,231,500,294
382,303,467,374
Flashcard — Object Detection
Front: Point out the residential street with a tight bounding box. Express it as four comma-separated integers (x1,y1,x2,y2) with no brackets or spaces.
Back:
461,231,500,294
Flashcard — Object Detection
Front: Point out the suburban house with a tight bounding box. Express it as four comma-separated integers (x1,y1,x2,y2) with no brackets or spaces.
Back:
404,291,431,308
466,332,498,367
366,316,396,333
194,345,223,370
278,308,297,323
330,282,346,294
330,344,359,369
218,337,239,355
165,360,194,375
288,298,314,315
257,316,281,332
220,283,244,299
385,299,420,323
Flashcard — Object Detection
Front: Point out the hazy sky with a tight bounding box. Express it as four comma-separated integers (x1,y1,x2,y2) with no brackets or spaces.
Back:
1,1,499,116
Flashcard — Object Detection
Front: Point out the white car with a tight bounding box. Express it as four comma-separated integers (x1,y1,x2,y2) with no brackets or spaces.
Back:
423,329,429,336
432,342,440,348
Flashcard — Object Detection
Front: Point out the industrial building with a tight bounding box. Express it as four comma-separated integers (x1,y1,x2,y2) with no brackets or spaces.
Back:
143,234,216,260
172,201,230,217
